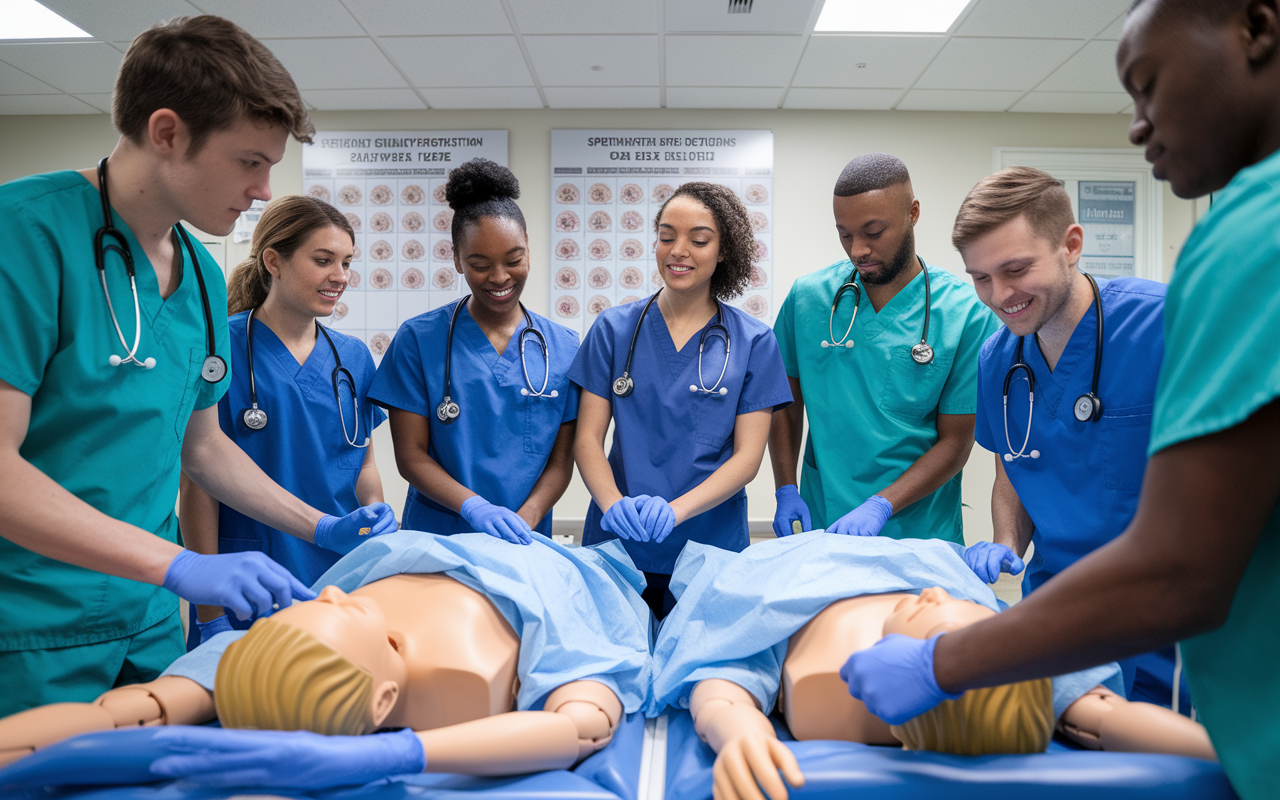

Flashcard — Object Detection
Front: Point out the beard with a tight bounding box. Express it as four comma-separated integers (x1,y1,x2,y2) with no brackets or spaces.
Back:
859,228,916,286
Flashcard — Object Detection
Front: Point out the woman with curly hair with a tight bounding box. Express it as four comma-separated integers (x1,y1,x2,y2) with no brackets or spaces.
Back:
569,182,792,618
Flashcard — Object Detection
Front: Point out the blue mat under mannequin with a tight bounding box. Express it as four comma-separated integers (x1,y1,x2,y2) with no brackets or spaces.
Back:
0,712,644,800
662,711,1237,800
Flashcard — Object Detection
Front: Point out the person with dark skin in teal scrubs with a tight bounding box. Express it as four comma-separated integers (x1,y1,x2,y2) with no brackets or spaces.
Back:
842,2,1280,797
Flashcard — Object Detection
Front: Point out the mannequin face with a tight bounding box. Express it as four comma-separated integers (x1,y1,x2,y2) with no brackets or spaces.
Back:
882,587,995,639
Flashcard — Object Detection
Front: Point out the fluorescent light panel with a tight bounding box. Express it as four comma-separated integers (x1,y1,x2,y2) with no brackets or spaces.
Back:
815,0,969,33
0,0,91,39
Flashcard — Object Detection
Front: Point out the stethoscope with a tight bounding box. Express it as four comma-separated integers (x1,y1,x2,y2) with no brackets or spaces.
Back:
612,289,731,398
1003,273,1105,462
436,297,557,424
822,255,934,365
241,309,369,448
94,157,225,383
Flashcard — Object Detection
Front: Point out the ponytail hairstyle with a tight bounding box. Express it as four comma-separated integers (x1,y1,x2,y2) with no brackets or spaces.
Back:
226,195,354,315
445,158,526,247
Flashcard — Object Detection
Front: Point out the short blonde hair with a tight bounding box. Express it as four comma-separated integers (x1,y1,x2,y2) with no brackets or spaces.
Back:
952,166,1075,254
891,677,1054,755
214,618,376,736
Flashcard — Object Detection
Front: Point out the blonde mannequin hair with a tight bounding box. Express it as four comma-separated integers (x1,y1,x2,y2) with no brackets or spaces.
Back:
890,678,1054,755
214,617,376,736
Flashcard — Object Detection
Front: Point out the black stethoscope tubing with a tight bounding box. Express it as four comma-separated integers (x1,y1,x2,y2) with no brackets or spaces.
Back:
822,255,934,365
611,288,732,398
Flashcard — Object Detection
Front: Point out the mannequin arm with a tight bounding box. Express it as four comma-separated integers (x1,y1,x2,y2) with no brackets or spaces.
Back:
690,679,805,800
1058,686,1216,760
543,679,622,761
0,676,214,767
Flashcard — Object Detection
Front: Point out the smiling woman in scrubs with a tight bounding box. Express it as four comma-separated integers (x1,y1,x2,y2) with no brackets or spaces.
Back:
369,159,579,544
571,182,792,618
180,196,397,643
842,2,1280,797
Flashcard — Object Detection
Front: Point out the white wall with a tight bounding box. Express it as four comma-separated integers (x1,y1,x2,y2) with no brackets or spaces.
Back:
0,108,1196,549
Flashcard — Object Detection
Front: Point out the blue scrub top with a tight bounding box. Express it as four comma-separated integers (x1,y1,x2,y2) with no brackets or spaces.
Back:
568,296,792,574
368,299,580,536
214,311,386,590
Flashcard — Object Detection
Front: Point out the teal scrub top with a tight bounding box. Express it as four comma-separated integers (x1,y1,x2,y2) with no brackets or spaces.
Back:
1149,148,1280,800
774,259,999,542
0,171,230,651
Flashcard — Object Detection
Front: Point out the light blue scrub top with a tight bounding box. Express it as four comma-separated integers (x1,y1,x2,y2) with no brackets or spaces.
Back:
1148,148,1280,800
568,297,793,574
214,311,386,590
774,260,999,542
368,299,580,536
0,171,230,651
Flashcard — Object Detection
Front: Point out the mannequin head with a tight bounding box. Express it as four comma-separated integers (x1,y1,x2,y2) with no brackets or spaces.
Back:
883,588,1054,755
215,586,405,735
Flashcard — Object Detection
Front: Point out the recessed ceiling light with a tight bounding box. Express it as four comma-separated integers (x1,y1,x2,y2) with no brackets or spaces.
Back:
814,0,969,33
0,0,91,40
591,65,604,71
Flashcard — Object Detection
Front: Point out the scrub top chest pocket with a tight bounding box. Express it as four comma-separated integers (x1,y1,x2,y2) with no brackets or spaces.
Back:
1100,406,1154,491
879,349,953,421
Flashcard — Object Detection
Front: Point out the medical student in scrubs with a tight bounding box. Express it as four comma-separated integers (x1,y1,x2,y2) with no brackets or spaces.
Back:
571,182,792,618
369,159,579,544
180,196,396,644
955,166,1185,709
843,2,1280,797
770,153,999,542
0,16,387,716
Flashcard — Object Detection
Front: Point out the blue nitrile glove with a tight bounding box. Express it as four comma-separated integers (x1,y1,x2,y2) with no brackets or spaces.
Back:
163,550,316,622
963,541,1026,584
772,485,811,537
197,615,233,644
314,502,399,555
637,495,676,544
149,726,425,789
840,633,963,725
460,496,533,544
828,495,894,537
601,495,650,542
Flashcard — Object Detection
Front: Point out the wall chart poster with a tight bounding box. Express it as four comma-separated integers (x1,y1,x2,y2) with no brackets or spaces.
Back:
548,129,774,336
1078,180,1136,278
301,130,508,363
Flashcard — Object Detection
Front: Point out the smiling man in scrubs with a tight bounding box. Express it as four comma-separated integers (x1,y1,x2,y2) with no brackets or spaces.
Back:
842,2,1280,796
771,153,998,542
0,17,392,716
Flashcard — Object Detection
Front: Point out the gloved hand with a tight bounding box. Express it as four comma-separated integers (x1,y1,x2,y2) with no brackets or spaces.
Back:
772,484,811,537
839,633,963,725
963,541,1026,584
163,550,316,622
601,495,650,542
196,615,233,644
828,495,893,537
637,495,676,544
314,502,399,555
149,726,425,789
460,496,533,544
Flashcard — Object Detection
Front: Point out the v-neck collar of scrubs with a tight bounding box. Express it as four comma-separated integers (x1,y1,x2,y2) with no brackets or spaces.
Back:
647,301,722,382
454,300,524,386
853,263,927,342
1023,302,1098,419
110,217,198,345
251,317,331,399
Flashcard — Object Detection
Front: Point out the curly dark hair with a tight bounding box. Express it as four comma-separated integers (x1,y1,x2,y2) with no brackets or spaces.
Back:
653,182,757,301
445,157,526,245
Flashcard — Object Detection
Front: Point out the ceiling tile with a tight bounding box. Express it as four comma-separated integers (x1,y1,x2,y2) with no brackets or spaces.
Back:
525,35,658,86
896,89,1022,111
0,60,58,94
667,86,781,108
666,35,804,87
260,38,407,90
792,35,945,88
0,42,122,93
0,94,99,114
422,87,543,109
914,37,1083,91
783,87,902,110
543,86,660,108
195,0,364,38
379,36,533,87
1095,13,1128,40
956,0,1132,39
302,88,425,110
37,0,200,43
510,0,659,34
665,0,819,33
1010,91,1131,114
344,0,511,36
1036,40,1123,93
72,92,113,112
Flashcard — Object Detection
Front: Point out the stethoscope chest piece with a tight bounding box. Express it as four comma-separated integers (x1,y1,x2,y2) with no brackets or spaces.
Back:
1073,393,1102,423
612,375,635,397
436,397,460,424
911,342,934,365
242,405,268,430
202,355,228,383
